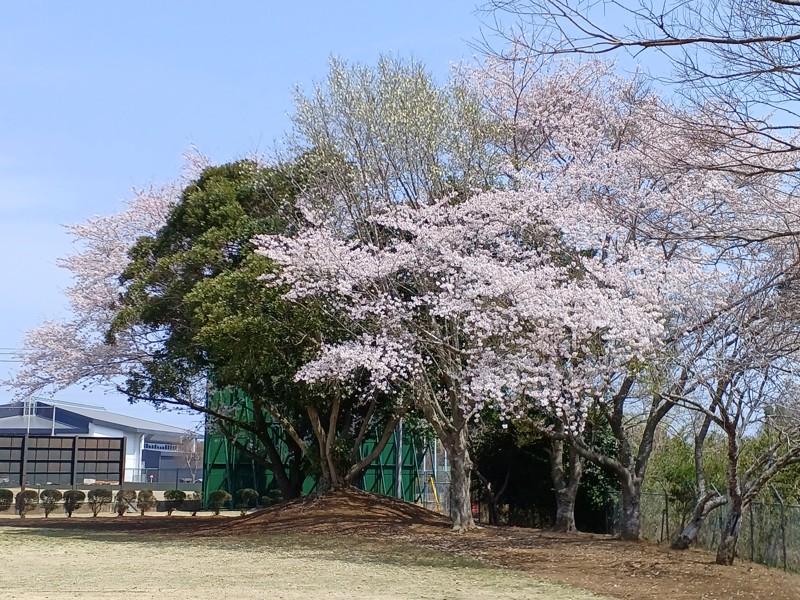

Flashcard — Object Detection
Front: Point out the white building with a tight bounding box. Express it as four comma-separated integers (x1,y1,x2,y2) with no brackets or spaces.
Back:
0,399,200,484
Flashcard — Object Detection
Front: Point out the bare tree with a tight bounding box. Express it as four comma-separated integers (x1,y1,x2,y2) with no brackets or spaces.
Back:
483,0,800,175
668,269,800,564
179,430,204,484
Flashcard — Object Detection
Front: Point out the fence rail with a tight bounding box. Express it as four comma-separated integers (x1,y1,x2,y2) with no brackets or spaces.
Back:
124,467,201,486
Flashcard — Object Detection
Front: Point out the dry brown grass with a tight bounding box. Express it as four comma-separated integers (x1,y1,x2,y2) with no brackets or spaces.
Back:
2,488,799,600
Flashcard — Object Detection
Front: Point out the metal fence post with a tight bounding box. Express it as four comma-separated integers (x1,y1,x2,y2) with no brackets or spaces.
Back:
770,484,788,571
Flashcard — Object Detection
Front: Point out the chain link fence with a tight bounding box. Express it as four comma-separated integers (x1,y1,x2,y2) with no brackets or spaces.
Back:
640,490,799,571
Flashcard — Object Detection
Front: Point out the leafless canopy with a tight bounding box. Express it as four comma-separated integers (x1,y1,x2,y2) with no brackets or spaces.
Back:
482,0,800,172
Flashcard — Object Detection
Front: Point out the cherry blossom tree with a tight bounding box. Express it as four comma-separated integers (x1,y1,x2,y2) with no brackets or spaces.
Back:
258,54,800,536
255,163,702,532
8,180,183,398
476,48,800,540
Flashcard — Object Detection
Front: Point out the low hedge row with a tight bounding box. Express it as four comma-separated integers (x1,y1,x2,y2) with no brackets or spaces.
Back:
0,488,202,517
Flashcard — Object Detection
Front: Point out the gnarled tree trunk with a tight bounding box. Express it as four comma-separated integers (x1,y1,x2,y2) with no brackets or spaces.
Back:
716,498,743,565
673,411,724,550
672,493,727,550
307,397,408,494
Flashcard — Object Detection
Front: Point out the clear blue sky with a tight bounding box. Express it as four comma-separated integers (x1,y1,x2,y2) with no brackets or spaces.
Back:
0,2,488,429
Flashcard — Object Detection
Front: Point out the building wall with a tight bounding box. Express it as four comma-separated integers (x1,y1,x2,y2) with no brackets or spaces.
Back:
87,423,122,438
124,432,145,481
0,403,197,484
86,424,145,482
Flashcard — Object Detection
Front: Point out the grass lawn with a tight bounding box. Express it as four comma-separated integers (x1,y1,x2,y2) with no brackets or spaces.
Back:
0,527,605,600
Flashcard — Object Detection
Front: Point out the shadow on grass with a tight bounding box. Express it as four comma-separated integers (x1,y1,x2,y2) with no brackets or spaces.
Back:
2,525,487,571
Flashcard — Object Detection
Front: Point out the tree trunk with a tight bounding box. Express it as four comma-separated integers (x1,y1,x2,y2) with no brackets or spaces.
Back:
261,428,295,499
438,421,476,532
716,500,743,565
620,477,643,541
448,436,475,532
672,493,727,550
416,370,475,532
554,488,578,533
345,414,404,485
307,404,343,492
549,428,583,533
673,410,719,550
487,496,499,525
287,443,306,500
474,469,509,526
716,421,742,565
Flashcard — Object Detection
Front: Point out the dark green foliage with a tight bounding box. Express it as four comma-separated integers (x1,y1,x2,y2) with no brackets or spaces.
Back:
112,161,315,500
236,488,259,516
208,490,232,515
115,489,137,516
471,417,555,527
88,488,113,517
0,489,12,512
136,489,157,515
15,490,38,518
471,413,620,532
39,489,63,518
164,489,187,515
573,415,621,533
63,490,85,517
262,489,283,507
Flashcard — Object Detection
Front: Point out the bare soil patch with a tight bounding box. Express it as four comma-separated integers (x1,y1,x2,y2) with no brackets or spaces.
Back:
3,488,798,600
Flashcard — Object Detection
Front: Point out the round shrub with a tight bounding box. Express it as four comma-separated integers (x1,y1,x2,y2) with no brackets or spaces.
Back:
136,490,157,515
164,489,186,515
40,489,63,518
236,488,259,516
208,490,232,516
115,489,137,516
87,488,113,517
0,489,13,512
16,490,39,518
63,490,85,517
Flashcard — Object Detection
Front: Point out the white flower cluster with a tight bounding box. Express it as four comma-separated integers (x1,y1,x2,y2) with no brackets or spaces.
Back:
256,59,794,433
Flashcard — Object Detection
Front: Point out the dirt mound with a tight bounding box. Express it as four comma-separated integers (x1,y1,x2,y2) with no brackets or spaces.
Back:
229,487,451,535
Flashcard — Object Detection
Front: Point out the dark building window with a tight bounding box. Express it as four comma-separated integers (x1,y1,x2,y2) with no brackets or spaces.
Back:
0,437,23,485
76,437,124,484
0,436,124,486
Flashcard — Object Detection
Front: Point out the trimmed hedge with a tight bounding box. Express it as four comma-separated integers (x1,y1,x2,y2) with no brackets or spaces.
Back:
40,489,63,518
16,490,39,518
208,490,232,516
0,489,12,512
164,489,186,515
63,490,85,517
115,489,137,516
88,488,113,517
137,490,157,515
236,488,259,516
